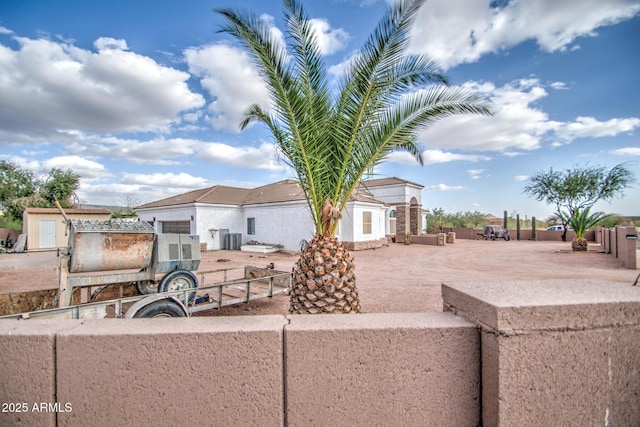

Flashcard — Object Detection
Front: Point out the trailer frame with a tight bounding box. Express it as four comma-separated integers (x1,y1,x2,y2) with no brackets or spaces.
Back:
1,266,290,320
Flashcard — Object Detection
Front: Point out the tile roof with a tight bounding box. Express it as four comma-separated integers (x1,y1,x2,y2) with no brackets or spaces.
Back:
136,177,416,209
24,208,111,215
136,186,251,209
361,177,424,189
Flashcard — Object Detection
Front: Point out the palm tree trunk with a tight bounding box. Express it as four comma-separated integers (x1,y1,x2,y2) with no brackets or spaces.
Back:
290,235,361,314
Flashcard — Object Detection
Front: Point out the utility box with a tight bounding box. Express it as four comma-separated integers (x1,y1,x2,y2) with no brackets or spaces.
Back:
225,233,242,250
154,234,201,273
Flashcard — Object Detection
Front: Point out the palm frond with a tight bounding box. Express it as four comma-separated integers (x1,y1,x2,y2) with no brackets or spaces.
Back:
217,0,492,237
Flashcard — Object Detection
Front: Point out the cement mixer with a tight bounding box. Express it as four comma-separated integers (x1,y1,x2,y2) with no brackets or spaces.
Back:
55,199,201,310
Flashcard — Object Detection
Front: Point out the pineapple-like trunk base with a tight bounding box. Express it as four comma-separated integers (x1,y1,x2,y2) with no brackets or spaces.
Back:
290,235,361,314
572,237,588,252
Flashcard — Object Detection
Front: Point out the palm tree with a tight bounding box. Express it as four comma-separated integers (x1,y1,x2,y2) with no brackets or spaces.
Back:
560,207,611,252
216,0,491,314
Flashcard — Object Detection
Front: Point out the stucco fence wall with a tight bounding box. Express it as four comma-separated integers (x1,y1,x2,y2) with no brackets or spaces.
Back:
2,279,639,426
449,227,588,241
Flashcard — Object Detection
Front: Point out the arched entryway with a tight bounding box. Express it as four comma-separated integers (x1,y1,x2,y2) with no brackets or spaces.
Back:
393,198,422,237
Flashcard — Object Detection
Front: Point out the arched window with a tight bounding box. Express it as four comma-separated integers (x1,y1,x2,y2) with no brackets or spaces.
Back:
389,210,396,218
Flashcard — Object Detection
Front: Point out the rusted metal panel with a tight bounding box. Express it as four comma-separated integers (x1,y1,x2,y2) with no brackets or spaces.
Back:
69,232,155,273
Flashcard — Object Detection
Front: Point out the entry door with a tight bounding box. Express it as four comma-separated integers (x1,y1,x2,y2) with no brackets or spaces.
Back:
39,220,57,248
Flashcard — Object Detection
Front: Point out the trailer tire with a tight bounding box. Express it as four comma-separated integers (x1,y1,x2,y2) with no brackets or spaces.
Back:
132,299,187,318
159,270,198,302
136,280,159,295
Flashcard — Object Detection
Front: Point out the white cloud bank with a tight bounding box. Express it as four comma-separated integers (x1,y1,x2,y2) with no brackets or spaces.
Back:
410,0,640,69
0,35,204,145
416,79,640,154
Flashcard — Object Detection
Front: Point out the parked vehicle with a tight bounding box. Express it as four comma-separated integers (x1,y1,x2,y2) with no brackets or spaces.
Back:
482,225,510,241
547,225,565,231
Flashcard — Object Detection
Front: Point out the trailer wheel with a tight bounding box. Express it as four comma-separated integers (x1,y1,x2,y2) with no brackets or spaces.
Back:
504,234,511,241
159,270,198,302
136,280,159,295
132,299,187,318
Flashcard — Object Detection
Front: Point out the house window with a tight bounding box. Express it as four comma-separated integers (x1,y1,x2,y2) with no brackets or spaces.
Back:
362,211,372,235
247,217,255,235
389,210,396,218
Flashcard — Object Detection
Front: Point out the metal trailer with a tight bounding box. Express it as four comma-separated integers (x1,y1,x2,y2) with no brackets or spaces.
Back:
56,218,202,308
26,199,289,318
0,266,290,320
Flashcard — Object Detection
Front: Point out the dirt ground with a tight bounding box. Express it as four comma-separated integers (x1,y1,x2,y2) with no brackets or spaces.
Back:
0,239,638,316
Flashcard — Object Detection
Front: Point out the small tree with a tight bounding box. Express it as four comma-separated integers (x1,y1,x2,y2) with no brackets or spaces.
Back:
559,207,611,252
0,162,80,223
0,161,38,221
42,168,80,208
523,163,635,242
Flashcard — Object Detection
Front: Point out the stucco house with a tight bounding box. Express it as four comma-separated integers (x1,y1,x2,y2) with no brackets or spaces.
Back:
135,177,424,252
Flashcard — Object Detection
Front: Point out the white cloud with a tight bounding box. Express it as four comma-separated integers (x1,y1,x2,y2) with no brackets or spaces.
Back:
418,79,559,152
410,0,640,69
3,154,110,181
423,149,491,164
550,82,568,90
121,172,212,189
185,43,269,132
424,183,466,192
41,156,111,180
68,136,197,166
610,147,640,156
76,181,168,206
556,116,640,142
417,79,640,153
67,135,284,170
258,14,286,49
309,18,350,55
0,34,204,145
514,175,529,182
0,26,13,35
386,149,491,165
93,37,128,51
197,141,280,170
467,169,485,179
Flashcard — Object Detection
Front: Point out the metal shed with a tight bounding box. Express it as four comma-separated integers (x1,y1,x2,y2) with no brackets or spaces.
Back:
22,208,111,251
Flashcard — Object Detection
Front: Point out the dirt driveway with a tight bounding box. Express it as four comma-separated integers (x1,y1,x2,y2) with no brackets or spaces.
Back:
0,240,637,316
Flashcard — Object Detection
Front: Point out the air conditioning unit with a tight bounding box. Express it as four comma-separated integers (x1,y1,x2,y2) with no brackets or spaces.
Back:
225,233,242,250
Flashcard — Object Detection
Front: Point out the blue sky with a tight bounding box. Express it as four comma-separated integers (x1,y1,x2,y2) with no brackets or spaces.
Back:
1,0,639,219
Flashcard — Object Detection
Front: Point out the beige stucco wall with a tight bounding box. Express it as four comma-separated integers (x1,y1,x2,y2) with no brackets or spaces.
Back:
443,279,640,426
0,313,479,427
2,279,639,426
285,312,480,426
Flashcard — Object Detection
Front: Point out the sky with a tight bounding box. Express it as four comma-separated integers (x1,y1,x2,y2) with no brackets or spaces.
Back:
1,0,639,220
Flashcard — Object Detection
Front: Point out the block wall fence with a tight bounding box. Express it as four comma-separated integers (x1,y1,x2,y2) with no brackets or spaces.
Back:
435,226,637,269
1,279,640,426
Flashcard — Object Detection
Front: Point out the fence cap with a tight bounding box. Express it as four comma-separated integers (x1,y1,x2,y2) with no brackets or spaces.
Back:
442,279,640,332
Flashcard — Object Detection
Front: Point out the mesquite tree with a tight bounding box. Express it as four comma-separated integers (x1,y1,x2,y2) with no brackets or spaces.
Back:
523,163,634,242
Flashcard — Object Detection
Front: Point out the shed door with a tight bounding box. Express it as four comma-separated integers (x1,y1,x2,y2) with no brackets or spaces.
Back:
39,220,57,248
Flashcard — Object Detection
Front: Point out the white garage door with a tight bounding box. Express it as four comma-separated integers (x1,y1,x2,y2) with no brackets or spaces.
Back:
39,220,57,248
